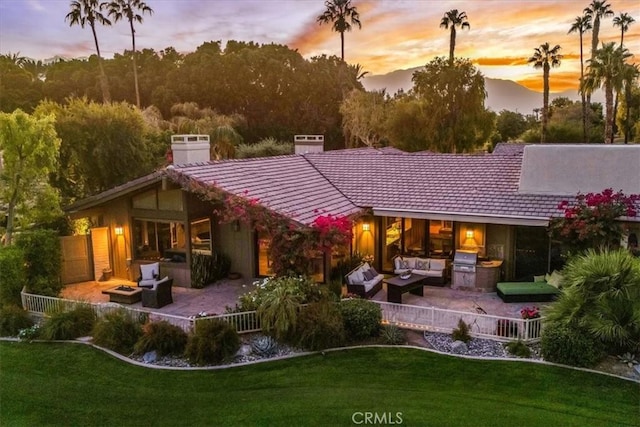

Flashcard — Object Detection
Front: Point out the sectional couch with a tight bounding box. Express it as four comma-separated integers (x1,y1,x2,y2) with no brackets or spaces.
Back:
344,262,384,298
393,256,447,286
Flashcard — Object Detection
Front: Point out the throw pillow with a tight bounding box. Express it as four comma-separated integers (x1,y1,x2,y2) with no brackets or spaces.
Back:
369,266,379,276
533,275,546,282
353,270,365,284
430,259,446,271
400,259,411,269
415,259,429,270
547,270,563,288
140,263,158,280
362,269,375,281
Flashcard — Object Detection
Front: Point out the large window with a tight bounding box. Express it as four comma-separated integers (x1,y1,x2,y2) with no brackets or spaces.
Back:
190,218,211,255
133,219,186,262
429,220,453,258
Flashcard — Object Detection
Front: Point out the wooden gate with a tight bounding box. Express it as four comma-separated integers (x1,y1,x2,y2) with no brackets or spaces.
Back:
60,235,92,284
90,227,111,282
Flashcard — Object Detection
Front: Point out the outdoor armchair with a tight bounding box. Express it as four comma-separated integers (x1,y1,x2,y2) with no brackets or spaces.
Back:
137,262,160,288
141,277,173,308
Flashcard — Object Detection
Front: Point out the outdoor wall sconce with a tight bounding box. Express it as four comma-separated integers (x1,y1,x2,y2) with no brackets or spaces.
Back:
466,230,474,239
362,222,371,232
114,226,124,236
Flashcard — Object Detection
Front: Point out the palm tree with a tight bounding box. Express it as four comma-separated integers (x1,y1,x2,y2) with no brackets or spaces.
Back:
527,43,563,143
440,9,470,66
583,42,631,143
106,0,153,109
613,12,635,48
619,63,640,144
611,12,635,143
584,1,613,118
65,0,112,103
568,15,592,143
316,0,361,61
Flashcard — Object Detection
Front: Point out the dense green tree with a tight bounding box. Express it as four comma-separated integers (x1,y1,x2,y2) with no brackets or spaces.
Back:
568,15,592,143
317,0,361,61
411,57,490,153
34,99,162,202
583,42,631,143
0,110,61,246
495,110,528,141
0,56,43,112
65,0,112,103
106,0,153,108
440,9,470,66
528,43,563,143
384,96,430,152
339,89,388,148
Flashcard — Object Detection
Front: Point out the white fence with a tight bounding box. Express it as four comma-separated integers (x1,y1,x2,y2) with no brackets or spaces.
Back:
21,290,541,342
20,290,260,335
375,301,543,342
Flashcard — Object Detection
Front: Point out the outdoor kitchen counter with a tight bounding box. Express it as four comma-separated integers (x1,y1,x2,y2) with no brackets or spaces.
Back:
475,260,503,292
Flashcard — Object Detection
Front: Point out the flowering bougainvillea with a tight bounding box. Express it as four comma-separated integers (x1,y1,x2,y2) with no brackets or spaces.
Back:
165,169,355,277
520,306,540,320
548,188,640,252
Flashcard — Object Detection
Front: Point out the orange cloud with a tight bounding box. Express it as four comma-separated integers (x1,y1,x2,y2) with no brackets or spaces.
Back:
517,70,582,92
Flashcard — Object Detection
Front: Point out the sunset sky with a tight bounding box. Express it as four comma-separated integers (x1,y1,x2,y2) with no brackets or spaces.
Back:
1,0,638,92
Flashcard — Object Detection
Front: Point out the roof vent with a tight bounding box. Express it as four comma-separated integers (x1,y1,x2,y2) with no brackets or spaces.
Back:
294,135,324,155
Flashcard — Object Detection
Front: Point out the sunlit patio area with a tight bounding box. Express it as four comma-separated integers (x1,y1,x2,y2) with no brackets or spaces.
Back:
58,278,548,319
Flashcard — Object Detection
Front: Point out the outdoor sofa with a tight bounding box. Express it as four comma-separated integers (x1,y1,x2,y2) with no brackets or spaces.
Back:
345,262,383,298
393,256,447,286
496,271,562,303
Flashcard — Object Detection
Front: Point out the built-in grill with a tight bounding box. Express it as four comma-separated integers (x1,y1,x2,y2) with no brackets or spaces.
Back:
452,250,478,273
452,250,479,290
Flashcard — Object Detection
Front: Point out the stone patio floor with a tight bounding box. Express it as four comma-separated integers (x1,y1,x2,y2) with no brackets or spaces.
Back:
59,277,546,320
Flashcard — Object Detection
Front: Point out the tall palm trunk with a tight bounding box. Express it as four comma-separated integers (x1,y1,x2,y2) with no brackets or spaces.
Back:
604,82,614,143
340,31,345,61
449,27,456,65
542,64,550,143
579,33,587,143
129,18,140,108
91,23,111,103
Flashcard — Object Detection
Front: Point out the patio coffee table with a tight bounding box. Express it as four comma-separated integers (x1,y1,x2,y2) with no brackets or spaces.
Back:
102,285,143,304
385,274,428,304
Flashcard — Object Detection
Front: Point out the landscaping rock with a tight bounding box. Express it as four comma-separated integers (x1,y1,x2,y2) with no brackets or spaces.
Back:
450,340,468,354
238,344,252,357
143,351,158,363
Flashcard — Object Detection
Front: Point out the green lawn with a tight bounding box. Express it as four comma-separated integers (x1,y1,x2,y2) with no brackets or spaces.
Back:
1,342,638,427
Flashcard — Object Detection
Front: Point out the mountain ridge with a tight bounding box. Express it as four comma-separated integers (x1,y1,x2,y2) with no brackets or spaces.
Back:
361,67,604,115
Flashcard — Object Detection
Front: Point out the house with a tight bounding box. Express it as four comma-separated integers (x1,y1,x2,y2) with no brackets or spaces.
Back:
64,136,640,288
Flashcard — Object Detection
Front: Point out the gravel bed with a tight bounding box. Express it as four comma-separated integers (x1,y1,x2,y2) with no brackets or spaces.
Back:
423,331,542,360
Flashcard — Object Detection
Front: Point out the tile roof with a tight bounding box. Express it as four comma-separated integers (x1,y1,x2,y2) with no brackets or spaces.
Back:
170,156,361,225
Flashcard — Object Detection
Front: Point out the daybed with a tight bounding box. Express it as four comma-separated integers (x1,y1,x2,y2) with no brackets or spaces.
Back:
345,262,383,298
496,271,563,303
393,256,447,286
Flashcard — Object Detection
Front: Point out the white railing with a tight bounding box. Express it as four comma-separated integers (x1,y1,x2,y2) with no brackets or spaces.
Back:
375,301,543,342
194,311,261,334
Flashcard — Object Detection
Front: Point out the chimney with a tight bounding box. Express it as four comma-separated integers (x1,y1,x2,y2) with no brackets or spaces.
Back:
170,135,210,165
294,135,324,155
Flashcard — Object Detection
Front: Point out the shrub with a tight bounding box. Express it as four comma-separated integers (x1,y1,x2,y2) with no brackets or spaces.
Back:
40,305,96,340
15,229,63,297
339,298,382,341
545,249,640,353
505,340,531,358
236,137,293,159
185,318,240,365
190,251,231,289
496,319,519,338
134,321,188,357
234,275,324,313
541,322,605,367
0,247,26,306
18,324,41,341
0,305,33,336
380,324,406,345
92,310,143,354
295,301,345,351
250,335,279,357
452,318,471,343
258,282,303,342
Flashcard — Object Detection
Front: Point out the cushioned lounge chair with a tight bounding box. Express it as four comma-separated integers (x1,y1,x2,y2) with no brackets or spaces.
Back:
137,262,160,288
141,277,173,308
